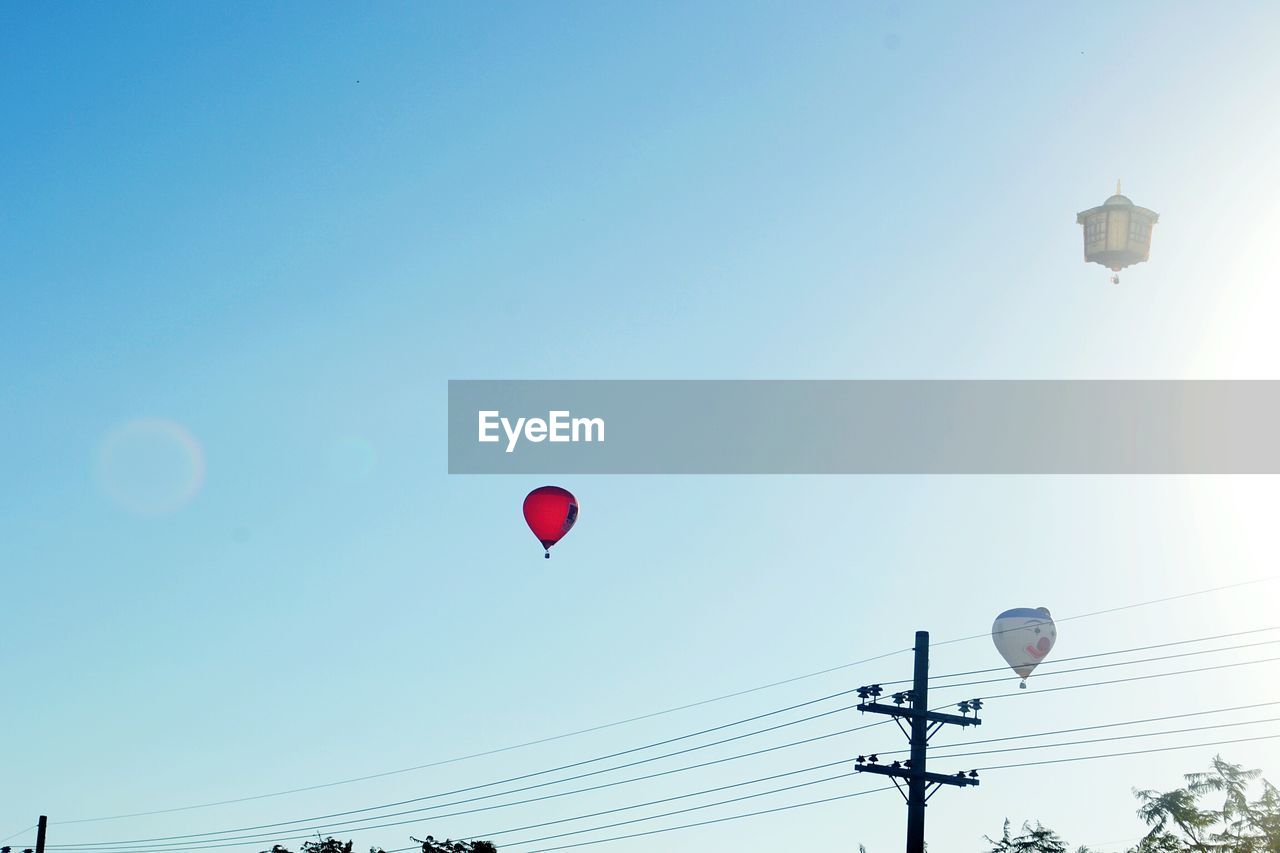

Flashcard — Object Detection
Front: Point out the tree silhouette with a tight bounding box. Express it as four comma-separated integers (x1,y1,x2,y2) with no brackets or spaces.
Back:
985,818,1093,852
302,840,355,853
1133,786,1217,851
1132,756,1279,851
979,755,1280,853
257,836,496,853
259,840,371,853
412,838,497,853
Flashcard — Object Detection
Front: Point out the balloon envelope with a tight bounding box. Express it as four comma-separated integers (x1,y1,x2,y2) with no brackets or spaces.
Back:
523,486,578,556
991,607,1056,682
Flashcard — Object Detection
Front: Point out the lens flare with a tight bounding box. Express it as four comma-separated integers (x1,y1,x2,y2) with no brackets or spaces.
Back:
96,418,206,515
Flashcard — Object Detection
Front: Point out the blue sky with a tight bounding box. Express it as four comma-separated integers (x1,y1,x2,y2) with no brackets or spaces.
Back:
4,2,1280,851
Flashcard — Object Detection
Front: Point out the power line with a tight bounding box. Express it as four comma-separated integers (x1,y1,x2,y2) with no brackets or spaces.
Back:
860,634,1280,693
44,589,1280,853
51,760,869,853
495,770,861,848
487,786,897,853
920,624,1280,684
46,713,885,853
913,715,1280,762
924,699,1280,753
975,731,1280,772
62,640,1280,851
940,575,1279,649
88,702,1256,853
469,703,1280,846
57,575,1277,827
53,658,909,827
51,654,1280,853
504,722,1280,850
0,826,36,845
45,715,888,853
472,717,1280,850
949,653,1280,704
46,705,887,850
926,638,1280,692
506,732,1280,853
483,716,1280,850
463,760,852,841
49,704,1280,853
473,675,1280,853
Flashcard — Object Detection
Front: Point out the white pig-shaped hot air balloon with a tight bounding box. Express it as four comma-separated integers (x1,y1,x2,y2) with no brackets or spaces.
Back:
992,607,1057,688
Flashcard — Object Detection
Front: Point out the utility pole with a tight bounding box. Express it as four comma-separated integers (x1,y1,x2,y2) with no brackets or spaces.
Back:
35,817,47,853
854,631,983,853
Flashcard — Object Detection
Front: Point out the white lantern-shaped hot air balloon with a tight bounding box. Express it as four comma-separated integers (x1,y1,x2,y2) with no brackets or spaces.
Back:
992,607,1057,688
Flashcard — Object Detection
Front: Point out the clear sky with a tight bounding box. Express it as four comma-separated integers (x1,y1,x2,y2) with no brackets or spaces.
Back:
4,2,1280,852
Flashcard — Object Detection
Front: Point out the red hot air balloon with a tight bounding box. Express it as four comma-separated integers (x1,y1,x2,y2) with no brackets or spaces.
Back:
523,486,578,558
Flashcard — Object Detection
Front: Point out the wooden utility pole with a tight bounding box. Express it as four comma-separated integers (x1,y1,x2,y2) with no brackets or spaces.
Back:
854,631,983,853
